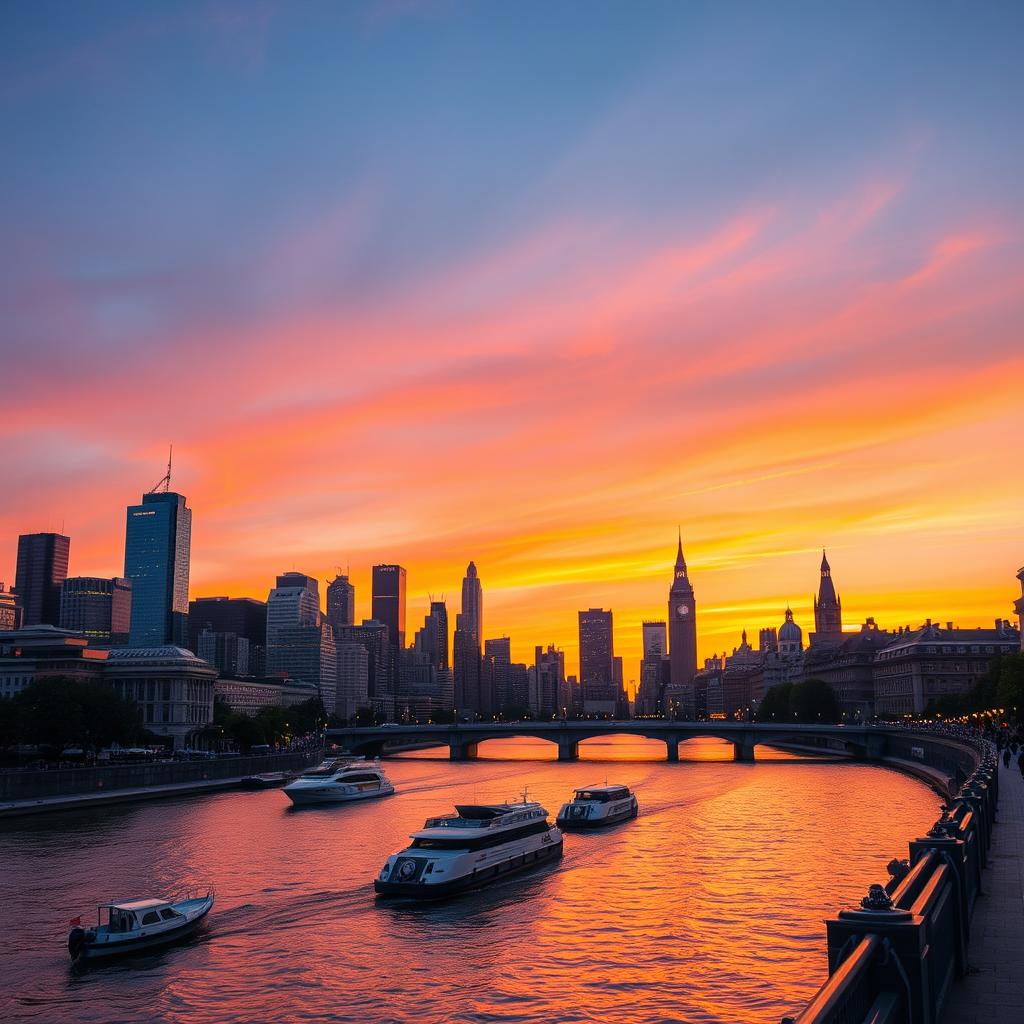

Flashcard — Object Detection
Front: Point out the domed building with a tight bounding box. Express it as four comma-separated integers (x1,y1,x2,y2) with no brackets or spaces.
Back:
778,607,803,657
103,646,216,750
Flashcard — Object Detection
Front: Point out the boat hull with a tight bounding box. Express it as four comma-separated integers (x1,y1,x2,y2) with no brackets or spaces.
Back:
285,784,395,806
375,834,563,899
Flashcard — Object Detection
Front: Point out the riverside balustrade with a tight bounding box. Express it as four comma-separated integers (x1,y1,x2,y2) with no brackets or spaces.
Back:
782,735,999,1024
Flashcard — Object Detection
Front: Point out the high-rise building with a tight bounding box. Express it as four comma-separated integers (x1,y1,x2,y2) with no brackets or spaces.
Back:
0,584,20,631
579,608,615,715
15,532,70,627
811,550,843,646
453,612,484,717
188,596,267,675
460,562,483,651
484,636,511,710
124,492,191,647
533,645,565,719
336,642,370,721
265,573,336,709
197,629,250,676
326,573,356,631
59,576,132,647
642,621,667,660
414,600,449,670
668,534,697,689
334,619,393,717
371,565,406,652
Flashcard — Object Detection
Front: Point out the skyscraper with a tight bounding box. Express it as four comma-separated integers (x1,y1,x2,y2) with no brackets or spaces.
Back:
334,619,393,718
579,608,615,715
811,550,842,645
15,532,70,627
326,573,356,632
668,534,697,689
188,596,267,675
414,600,449,670
59,576,132,647
124,492,191,647
485,636,511,710
453,612,483,717
371,565,406,652
460,561,483,650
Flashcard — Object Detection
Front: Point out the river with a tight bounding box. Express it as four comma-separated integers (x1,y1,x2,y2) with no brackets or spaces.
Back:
0,736,941,1024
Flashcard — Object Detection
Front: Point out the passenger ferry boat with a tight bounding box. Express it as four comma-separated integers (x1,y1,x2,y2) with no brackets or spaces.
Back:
375,795,563,898
556,784,638,829
283,757,395,806
67,889,214,963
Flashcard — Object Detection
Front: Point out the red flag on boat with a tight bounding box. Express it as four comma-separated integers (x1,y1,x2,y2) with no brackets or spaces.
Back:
69,916,82,927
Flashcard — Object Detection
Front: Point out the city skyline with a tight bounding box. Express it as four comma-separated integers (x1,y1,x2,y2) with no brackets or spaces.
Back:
2,2,1022,679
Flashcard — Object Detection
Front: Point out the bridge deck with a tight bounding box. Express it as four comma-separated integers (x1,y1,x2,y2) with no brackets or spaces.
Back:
942,760,1024,1022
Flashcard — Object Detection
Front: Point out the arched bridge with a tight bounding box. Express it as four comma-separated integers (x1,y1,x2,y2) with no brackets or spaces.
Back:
327,721,903,764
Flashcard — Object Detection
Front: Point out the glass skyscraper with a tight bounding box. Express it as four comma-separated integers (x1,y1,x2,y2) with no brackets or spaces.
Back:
124,491,192,647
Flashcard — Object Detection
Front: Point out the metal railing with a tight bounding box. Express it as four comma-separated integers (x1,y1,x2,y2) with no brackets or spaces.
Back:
782,740,999,1024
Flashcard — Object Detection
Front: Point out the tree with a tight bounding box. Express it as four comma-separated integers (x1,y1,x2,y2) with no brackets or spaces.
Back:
757,683,793,722
789,678,840,723
995,654,1024,714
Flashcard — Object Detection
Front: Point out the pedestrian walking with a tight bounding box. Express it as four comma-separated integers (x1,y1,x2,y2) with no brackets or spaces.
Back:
1003,748,1012,769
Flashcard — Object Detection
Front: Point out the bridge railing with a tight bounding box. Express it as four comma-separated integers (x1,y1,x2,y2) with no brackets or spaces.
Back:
781,743,998,1024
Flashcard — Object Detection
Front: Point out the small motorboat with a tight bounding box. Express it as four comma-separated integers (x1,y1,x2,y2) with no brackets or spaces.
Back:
68,889,214,963
556,784,638,830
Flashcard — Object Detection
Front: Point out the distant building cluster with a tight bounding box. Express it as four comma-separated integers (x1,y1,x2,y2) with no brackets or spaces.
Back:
2,465,1022,746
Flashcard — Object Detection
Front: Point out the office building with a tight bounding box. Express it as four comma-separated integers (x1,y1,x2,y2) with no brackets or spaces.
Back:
460,562,483,650
0,584,22,631
334,619,393,718
336,641,370,721
579,608,615,715
15,532,70,627
414,600,449,670
59,576,132,647
371,564,406,652
326,573,356,631
533,645,565,719
0,625,108,699
124,491,191,647
188,596,267,674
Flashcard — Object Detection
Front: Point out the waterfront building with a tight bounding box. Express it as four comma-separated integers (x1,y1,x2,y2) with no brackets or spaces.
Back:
214,676,319,716
579,608,616,716
873,619,1020,716
336,641,370,721
59,576,132,647
103,646,216,749
533,645,564,719
810,550,842,647
334,619,393,718
799,618,891,719
15,532,70,627
636,621,669,716
0,583,23,631
0,625,108,699
371,564,406,652
124,491,192,647
453,612,486,717
485,636,511,709
722,630,760,718
326,573,356,632
506,662,530,715
188,596,267,675
668,535,697,689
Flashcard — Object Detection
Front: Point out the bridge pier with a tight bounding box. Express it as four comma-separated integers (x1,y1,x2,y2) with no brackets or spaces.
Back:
733,740,755,763
557,739,579,762
665,739,679,763
449,741,479,762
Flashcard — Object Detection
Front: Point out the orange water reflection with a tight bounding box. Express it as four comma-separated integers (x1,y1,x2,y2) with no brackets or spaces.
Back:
1,736,940,1024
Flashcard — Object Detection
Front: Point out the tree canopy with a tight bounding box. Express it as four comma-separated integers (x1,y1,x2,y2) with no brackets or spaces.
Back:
756,678,840,723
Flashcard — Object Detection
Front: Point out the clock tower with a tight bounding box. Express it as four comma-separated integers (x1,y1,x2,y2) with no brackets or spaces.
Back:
668,532,697,688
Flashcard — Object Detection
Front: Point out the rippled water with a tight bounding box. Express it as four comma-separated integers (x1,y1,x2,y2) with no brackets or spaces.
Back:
0,737,942,1024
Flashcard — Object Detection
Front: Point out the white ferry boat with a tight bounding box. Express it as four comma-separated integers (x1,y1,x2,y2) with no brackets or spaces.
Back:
556,784,637,830
67,889,214,963
283,757,395,806
374,796,563,898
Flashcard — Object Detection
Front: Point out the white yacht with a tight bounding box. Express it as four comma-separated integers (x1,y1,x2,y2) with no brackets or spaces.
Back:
556,784,637,829
283,757,395,806
375,796,563,898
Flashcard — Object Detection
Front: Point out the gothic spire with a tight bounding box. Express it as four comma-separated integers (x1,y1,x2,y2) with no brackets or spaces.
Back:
675,528,687,573
821,548,831,575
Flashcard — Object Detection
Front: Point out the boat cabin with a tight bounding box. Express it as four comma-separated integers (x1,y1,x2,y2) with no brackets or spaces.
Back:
100,898,183,932
572,786,631,803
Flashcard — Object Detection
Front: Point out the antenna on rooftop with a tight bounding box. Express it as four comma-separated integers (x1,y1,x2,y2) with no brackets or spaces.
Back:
147,445,173,494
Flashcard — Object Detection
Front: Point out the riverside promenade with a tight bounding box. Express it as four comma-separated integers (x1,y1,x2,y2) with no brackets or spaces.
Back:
943,759,1024,1023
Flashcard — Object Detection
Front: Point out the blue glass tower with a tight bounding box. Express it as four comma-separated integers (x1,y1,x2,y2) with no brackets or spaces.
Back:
124,491,192,647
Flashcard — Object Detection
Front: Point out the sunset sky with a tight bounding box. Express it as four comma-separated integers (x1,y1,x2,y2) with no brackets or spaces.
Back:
2,1,1022,680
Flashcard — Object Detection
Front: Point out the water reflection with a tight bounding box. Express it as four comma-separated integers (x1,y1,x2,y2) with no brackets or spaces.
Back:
1,737,939,1024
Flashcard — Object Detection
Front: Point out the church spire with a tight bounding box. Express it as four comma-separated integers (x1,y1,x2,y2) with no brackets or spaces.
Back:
821,548,831,575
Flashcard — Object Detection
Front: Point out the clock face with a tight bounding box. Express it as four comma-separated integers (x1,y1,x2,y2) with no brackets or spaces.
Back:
676,604,690,617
